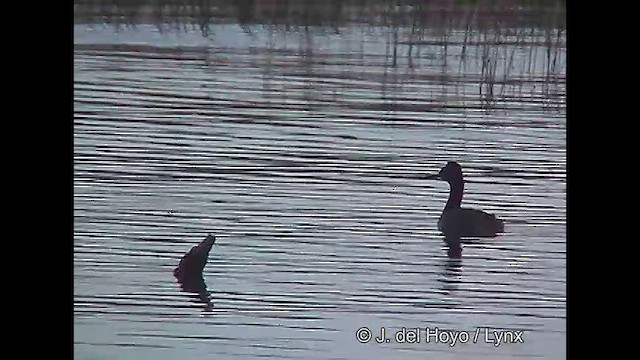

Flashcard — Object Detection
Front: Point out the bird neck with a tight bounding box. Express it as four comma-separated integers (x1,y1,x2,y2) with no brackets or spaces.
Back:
445,180,464,209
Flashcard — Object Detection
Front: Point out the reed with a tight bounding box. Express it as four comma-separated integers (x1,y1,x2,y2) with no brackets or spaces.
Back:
75,0,565,30
75,0,565,111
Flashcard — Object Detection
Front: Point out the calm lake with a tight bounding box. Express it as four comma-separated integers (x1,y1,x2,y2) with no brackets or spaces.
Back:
74,3,566,359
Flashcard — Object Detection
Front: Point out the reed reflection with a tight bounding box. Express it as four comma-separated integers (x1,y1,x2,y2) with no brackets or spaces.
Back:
75,0,565,110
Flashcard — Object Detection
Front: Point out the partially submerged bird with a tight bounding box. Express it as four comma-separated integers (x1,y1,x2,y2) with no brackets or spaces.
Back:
174,234,216,310
174,234,216,281
425,162,504,238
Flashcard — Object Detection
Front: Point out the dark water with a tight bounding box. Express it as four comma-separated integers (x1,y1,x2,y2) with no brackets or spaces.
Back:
74,7,565,359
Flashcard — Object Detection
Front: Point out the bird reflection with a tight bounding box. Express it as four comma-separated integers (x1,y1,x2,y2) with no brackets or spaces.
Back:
440,234,463,294
176,273,213,311
444,234,463,260
174,234,216,312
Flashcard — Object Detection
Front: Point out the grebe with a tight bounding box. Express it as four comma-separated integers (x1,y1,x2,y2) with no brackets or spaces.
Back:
174,234,216,280
174,234,216,310
425,162,504,238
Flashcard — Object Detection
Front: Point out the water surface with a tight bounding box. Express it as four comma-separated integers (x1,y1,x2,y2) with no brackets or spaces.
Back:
74,7,565,359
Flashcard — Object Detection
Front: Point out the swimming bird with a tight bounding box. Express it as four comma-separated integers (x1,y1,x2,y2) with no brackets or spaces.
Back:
174,234,216,310
425,162,504,238
174,234,216,281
